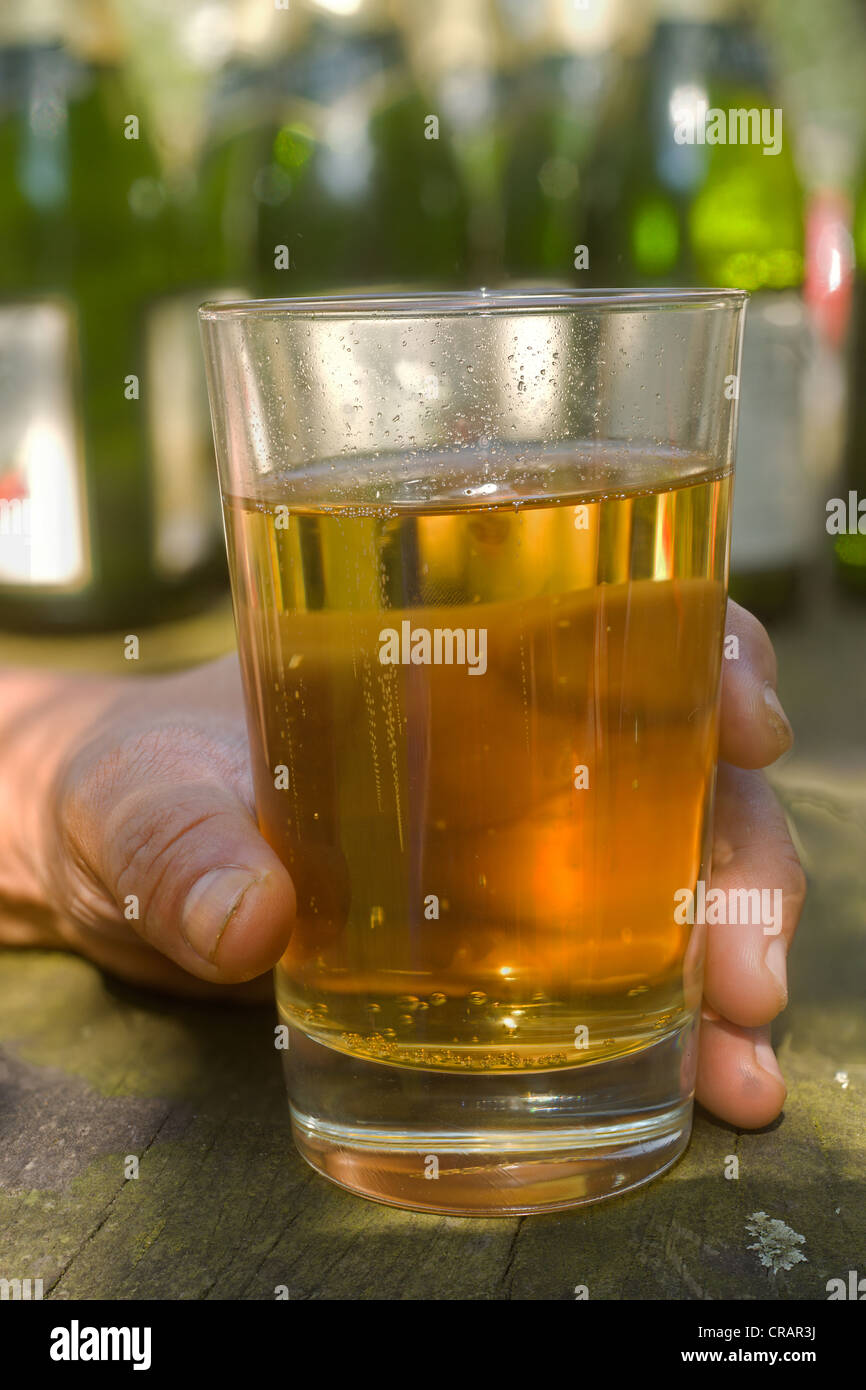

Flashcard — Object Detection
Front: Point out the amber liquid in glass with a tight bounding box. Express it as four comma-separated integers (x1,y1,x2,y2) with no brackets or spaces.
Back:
224,443,729,1211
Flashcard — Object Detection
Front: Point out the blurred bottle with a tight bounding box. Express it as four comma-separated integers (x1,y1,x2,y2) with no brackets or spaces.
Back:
0,0,228,630
585,0,810,619
834,166,866,593
499,0,623,281
252,0,469,295
403,0,504,280
196,1,304,291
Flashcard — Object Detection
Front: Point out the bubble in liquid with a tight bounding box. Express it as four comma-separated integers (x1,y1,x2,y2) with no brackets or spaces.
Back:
468,991,487,1006
430,993,447,1006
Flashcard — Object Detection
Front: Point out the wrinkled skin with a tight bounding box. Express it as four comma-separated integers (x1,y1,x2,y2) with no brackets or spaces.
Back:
0,601,805,1129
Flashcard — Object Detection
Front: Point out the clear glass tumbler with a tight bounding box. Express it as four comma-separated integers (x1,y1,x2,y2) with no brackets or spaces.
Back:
200,288,747,1215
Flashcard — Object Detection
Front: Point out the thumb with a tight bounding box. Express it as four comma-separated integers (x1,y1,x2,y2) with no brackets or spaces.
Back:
59,725,295,983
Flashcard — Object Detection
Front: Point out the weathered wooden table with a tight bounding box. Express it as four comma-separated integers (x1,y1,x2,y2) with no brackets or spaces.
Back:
1,573,863,1300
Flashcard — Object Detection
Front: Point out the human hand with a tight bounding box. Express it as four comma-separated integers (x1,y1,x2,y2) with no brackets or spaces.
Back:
696,601,805,1127
0,656,294,1000
0,601,804,1125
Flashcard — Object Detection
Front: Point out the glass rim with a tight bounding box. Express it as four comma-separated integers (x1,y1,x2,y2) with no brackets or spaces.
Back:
199,286,749,321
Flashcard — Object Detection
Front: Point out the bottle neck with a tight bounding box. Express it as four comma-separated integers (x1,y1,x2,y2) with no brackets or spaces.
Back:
653,0,747,20
651,18,773,94
275,18,404,104
0,0,128,65
0,0,64,47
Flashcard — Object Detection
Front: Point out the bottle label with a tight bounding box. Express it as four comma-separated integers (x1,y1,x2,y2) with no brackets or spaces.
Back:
731,291,813,572
0,300,89,588
145,290,239,580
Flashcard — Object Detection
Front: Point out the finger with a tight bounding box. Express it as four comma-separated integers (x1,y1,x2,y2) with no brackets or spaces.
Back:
719,600,793,769
704,764,806,1027
106,781,295,983
57,725,296,984
696,1010,786,1128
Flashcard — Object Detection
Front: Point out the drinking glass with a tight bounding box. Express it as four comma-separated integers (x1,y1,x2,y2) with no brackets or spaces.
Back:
200,288,747,1214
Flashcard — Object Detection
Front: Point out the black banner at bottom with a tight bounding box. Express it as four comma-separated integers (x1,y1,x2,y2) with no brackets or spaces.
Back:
0,1294,858,1375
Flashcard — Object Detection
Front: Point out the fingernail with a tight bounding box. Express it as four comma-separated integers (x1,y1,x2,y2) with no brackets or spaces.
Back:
762,683,793,754
182,867,261,963
754,1033,785,1085
765,936,788,1006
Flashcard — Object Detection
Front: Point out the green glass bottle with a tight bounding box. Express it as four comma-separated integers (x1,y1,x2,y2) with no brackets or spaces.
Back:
402,0,507,282
585,0,810,619
251,0,470,297
195,4,308,293
0,0,227,630
499,0,615,281
835,174,866,592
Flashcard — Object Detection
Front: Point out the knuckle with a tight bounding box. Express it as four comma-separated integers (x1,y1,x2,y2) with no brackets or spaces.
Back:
58,721,249,835
54,720,252,932
726,599,776,680
109,786,227,911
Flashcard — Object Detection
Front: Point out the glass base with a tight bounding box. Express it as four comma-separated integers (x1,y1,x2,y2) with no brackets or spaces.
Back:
283,1020,697,1215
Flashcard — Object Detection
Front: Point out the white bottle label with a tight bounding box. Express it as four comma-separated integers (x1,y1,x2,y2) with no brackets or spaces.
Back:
731,291,813,572
0,300,89,588
146,288,246,580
